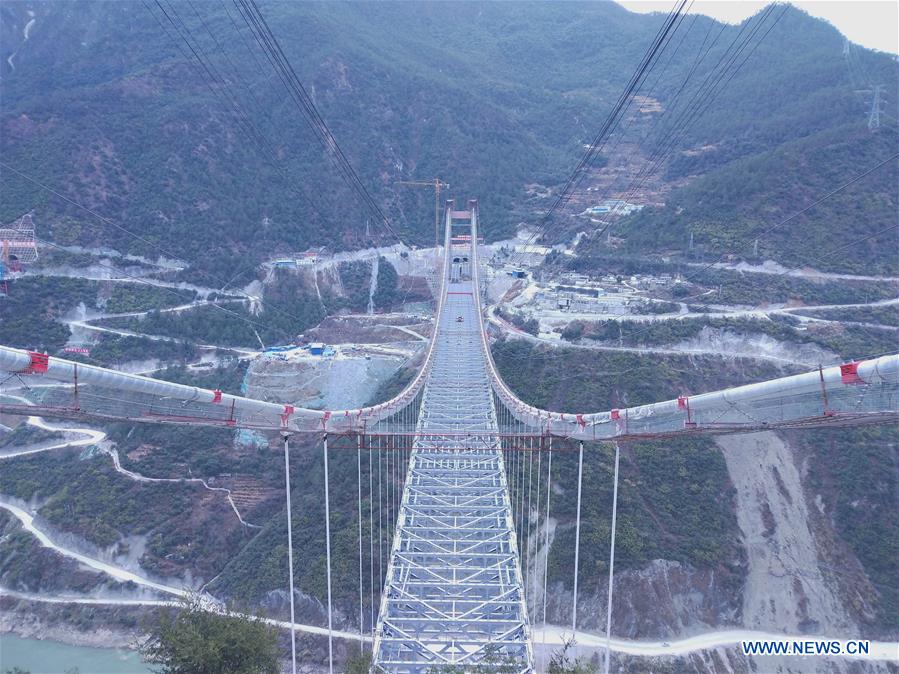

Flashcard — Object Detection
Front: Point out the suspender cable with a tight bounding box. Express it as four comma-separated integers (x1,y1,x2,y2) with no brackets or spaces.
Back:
518,421,525,541
533,440,543,619
322,433,334,674
518,424,531,540
572,440,585,633
542,435,553,670
526,436,534,608
391,425,395,533
385,429,391,547
394,430,398,531
510,425,516,527
390,428,394,531
377,422,383,595
514,424,520,536
394,427,398,531
357,433,364,646
604,442,622,674
282,433,297,674
368,431,375,644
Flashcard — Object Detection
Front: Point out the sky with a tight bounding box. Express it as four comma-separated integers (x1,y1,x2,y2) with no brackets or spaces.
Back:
616,1,899,54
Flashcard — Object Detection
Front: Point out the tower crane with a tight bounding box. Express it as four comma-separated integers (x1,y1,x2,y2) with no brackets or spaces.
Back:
395,178,449,255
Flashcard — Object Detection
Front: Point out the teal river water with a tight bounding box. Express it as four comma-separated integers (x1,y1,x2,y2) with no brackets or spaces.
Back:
0,635,152,673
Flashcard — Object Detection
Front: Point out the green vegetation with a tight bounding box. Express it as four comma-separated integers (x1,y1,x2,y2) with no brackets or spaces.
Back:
98,307,258,348
373,257,400,309
210,432,392,615
547,640,599,674
106,422,242,480
103,361,257,477
98,273,324,347
0,448,252,579
793,304,899,327
0,452,186,546
568,252,898,307
492,339,785,411
155,360,249,395
0,277,97,351
365,363,417,406
561,314,894,361
338,261,374,312
683,268,897,307
0,423,63,449
621,125,898,274
795,426,899,629
140,594,279,674
539,437,743,593
104,284,196,313
631,299,680,315
498,308,539,336
343,652,372,674
0,511,105,594
433,647,521,673
37,247,102,268
87,334,199,366
800,322,898,362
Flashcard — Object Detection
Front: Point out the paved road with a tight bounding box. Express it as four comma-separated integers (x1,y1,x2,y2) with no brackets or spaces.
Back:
4,587,896,662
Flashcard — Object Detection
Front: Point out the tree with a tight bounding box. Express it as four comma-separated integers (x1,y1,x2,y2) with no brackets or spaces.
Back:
547,639,599,674
344,651,372,674
139,595,279,674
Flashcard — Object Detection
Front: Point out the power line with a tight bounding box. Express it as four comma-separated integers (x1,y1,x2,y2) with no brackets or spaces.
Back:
562,15,729,242
613,4,787,217
231,0,398,241
142,0,330,224
509,0,692,266
543,0,690,223
561,3,783,255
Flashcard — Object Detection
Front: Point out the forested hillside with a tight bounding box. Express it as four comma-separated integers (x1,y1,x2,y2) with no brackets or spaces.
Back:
2,2,895,278
618,124,899,274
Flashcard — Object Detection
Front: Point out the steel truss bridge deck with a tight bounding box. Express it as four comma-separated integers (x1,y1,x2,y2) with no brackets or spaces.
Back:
371,218,533,672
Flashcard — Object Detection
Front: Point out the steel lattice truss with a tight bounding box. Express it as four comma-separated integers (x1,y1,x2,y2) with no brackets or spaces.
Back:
372,212,533,672
0,213,39,265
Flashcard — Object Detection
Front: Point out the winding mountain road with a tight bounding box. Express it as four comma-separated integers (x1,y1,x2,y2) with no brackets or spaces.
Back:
3,583,896,662
0,395,258,527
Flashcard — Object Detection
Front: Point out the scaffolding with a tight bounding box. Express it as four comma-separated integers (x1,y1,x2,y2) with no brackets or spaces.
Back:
0,213,39,266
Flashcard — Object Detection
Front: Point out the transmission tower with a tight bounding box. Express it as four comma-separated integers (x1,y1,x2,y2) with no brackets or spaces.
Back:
867,84,884,130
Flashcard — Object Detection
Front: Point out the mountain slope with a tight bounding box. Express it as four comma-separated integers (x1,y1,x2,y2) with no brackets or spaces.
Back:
620,123,899,274
2,2,896,278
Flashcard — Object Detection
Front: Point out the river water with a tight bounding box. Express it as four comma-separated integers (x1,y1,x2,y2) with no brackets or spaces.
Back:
0,634,151,673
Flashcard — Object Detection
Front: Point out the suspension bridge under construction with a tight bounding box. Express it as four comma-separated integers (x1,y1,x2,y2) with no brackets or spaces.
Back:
1,202,897,673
